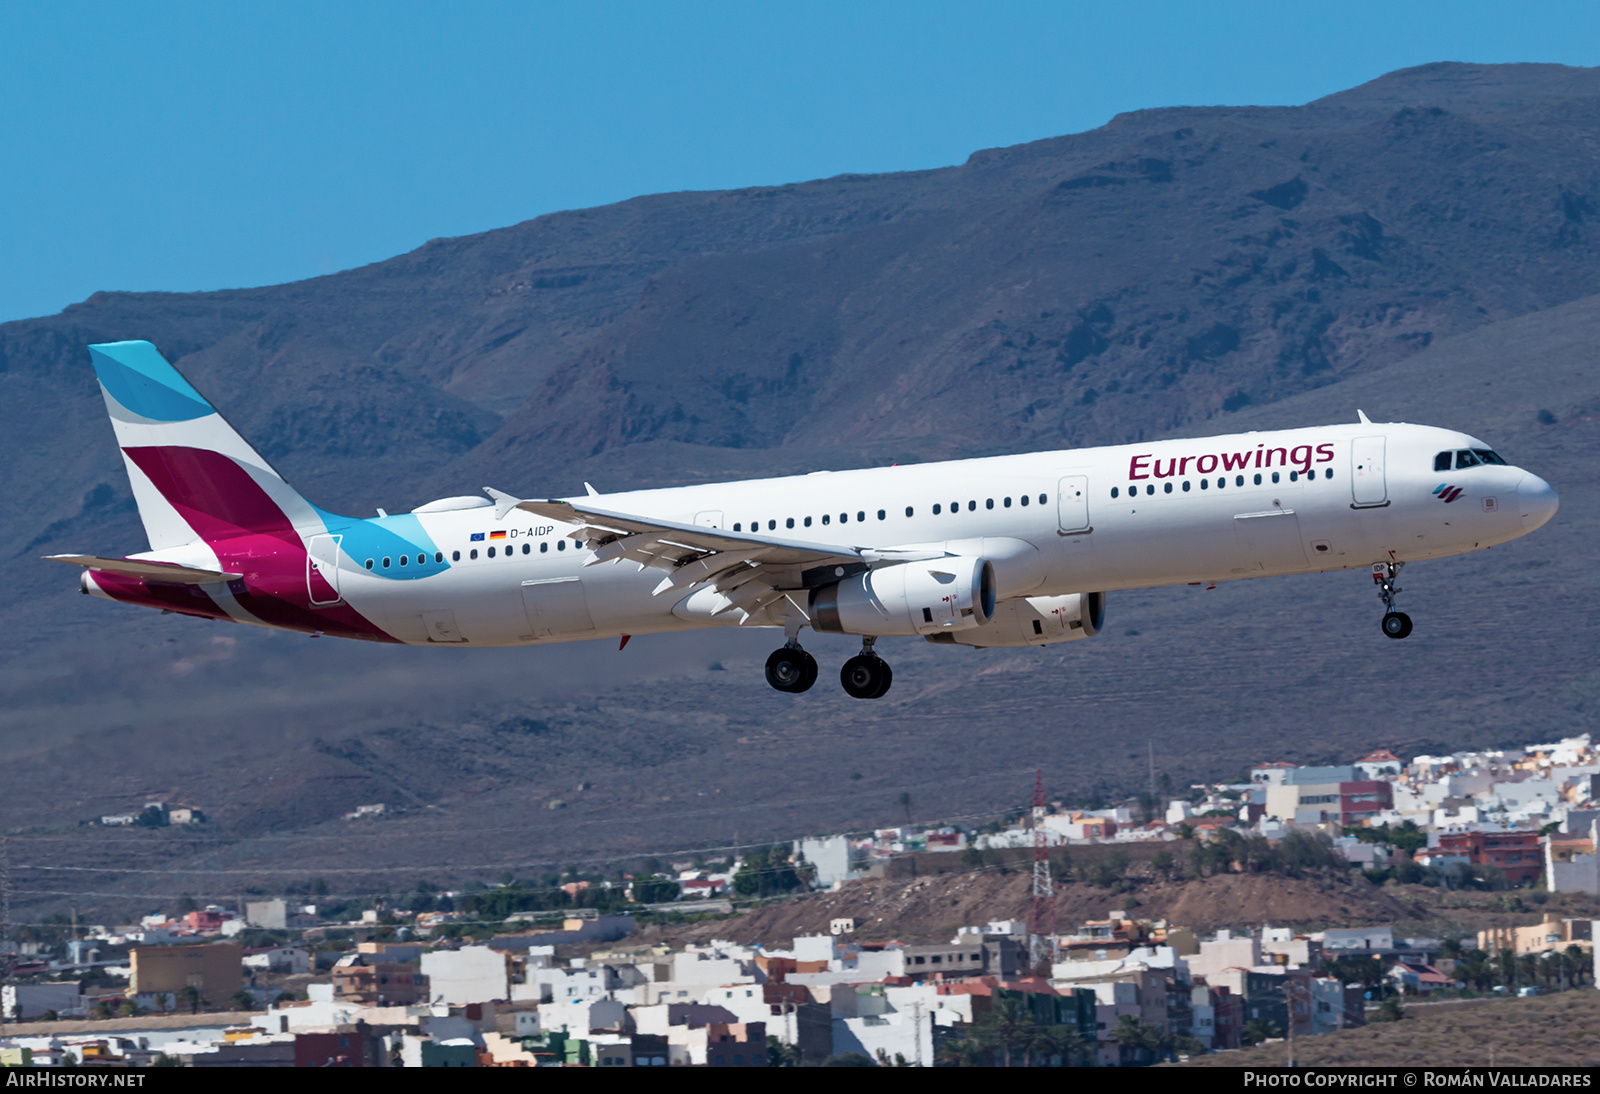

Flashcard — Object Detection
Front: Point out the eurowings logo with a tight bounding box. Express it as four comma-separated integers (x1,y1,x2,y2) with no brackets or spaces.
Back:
1433,483,1464,503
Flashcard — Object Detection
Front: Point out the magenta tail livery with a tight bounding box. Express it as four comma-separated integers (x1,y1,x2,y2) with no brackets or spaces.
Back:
52,340,1559,698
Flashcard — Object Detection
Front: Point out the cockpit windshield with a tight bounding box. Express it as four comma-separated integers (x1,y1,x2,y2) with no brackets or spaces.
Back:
1434,449,1508,471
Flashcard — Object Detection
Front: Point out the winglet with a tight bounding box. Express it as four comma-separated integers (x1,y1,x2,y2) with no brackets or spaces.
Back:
1357,409,1372,425
482,486,523,521
584,482,599,497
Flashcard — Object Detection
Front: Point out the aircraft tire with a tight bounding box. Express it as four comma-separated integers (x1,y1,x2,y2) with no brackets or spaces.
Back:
797,651,818,692
841,654,888,699
766,648,813,692
869,660,893,699
1381,611,1413,640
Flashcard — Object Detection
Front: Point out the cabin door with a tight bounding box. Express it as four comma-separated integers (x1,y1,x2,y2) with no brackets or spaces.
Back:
1351,436,1388,507
307,534,342,605
1056,476,1091,535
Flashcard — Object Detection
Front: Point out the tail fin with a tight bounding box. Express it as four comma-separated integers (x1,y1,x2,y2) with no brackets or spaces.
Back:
89,341,319,550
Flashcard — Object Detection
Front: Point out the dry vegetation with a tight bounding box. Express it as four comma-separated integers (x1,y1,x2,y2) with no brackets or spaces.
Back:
1175,992,1600,1068
616,851,1600,950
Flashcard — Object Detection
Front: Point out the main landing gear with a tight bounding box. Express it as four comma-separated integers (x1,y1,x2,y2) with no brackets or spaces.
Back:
765,641,818,693
763,636,893,699
840,637,893,700
1373,562,1413,640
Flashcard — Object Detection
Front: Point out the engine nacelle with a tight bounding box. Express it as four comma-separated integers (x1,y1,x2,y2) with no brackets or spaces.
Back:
811,557,996,637
927,591,1106,648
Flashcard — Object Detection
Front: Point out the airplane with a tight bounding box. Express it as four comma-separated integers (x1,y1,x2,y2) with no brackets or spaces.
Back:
50,340,1559,699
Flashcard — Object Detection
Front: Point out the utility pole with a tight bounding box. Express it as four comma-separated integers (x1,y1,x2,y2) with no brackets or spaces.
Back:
911,1000,924,1067
1030,769,1055,974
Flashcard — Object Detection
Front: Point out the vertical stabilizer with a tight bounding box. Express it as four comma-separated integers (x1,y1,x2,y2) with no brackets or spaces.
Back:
88,341,319,550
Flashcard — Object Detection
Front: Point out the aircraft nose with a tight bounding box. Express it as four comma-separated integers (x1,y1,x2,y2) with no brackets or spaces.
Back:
1518,474,1559,533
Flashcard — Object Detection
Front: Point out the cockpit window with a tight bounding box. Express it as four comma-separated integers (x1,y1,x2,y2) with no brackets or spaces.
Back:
1434,452,1451,472
1472,448,1506,465
1454,449,1482,468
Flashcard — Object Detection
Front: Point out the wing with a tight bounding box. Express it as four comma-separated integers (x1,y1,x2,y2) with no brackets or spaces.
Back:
44,554,240,584
483,488,933,622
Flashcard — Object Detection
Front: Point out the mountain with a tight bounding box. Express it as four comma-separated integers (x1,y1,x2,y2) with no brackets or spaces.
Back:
1,63,1596,916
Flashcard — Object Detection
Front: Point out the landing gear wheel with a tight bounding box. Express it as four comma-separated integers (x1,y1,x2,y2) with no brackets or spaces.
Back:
841,654,891,699
1381,612,1413,640
798,651,819,692
869,660,893,699
766,648,818,692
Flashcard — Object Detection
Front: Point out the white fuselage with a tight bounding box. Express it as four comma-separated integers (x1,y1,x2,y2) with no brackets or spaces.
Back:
308,421,1553,647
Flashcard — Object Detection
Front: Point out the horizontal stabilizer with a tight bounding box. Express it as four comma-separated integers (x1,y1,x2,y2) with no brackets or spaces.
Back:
44,554,240,585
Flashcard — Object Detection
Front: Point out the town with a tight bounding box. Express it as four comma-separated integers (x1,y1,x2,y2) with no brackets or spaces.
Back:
1,732,1597,1066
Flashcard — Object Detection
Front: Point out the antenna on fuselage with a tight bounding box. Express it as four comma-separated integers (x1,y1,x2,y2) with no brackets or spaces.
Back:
1357,410,1372,424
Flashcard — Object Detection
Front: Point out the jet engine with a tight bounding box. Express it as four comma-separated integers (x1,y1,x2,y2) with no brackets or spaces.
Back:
810,557,996,637
926,591,1106,648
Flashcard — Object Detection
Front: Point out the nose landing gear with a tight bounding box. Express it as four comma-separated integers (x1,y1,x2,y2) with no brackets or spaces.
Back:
1373,562,1413,639
840,636,893,699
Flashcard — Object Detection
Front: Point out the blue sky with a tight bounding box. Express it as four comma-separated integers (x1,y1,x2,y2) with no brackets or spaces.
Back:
2,2,1597,324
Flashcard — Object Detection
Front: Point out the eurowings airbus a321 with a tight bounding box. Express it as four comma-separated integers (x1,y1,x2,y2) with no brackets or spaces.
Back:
52,341,1559,699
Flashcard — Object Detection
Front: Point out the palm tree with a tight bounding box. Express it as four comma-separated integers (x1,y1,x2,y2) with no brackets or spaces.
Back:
1030,1024,1092,1067
975,997,1038,1067
176,985,202,1015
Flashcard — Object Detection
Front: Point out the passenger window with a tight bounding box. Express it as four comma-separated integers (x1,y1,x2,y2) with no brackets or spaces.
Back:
1182,481,1191,492
968,500,977,511
399,555,408,566
521,543,530,555
365,559,374,570
1111,487,1119,498
1021,495,1029,506
769,520,777,530
1200,479,1208,490
877,509,886,520
822,514,831,525
485,548,493,558
857,511,866,522
469,549,478,560
951,501,959,512
1236,475,1245,486
382,556,391,568
1038,494,1047,504
1324,468,1333,479
1217,478,1225,488
435,552,444,563
1003,497,1012,507
1253,474,1262,485
733,523,741,531
540,542,548,553
557,541,566,551
786,518,795,529
903,507,912,518
1146,485,1155,495
932,504,941,515
1163,482,1173,494
451,551,459,562
838,513,846,523
1272,472,1280,484
1289,471,1297,482
985,498,994,509
1434,452,1452,472
804,517,812,527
